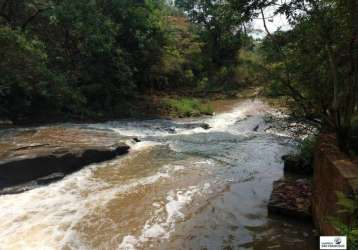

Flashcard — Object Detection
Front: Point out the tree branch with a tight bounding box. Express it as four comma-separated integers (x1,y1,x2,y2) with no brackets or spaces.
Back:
22,7,49,31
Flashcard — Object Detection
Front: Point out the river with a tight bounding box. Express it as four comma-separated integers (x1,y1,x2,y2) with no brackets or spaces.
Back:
0,99,316,250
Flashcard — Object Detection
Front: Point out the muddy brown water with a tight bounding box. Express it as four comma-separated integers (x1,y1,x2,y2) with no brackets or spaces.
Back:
0,99,317,249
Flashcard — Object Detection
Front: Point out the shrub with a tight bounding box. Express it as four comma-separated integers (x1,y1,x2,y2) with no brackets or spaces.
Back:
163,98,213,117
298,135,318,163
328,192,358,250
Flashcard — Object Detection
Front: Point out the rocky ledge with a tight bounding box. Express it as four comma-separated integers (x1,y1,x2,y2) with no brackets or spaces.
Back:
268,178,312,219
0,127,130,195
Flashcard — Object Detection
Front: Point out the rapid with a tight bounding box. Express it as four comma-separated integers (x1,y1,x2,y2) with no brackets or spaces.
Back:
0,99,316,250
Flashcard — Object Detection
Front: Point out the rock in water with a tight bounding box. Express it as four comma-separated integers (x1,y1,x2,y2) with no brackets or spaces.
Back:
36,172,65,185
200,123,211,130
0,127,130,194
268,178,312,219
177,123,211,130
132,137,141,142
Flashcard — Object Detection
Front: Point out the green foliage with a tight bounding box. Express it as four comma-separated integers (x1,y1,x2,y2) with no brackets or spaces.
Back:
2,0,251,121
0,26,77,120
328,192,358,250
175,0,258,88
150,16,206,90
163,97,213,117
236,46,263,87
259,0,358,152
298,135,318,163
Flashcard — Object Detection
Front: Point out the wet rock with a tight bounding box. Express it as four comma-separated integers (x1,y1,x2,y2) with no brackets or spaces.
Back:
200,123,211,130
0,182,37,195
168,127,176,133
0,172,66,195
268,178,312,219
282,154,312,175
36,172,65,185
132,137,141,142
0,127,130,194
0,144,129,191
178,123,211,130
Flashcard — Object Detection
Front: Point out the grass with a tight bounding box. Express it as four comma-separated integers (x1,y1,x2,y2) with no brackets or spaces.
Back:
163,97,213,117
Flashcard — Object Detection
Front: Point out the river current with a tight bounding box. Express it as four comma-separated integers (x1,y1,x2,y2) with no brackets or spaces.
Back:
0,99,316,250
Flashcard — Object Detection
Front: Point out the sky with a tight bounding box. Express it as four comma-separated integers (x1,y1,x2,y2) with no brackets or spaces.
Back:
250,6,291,39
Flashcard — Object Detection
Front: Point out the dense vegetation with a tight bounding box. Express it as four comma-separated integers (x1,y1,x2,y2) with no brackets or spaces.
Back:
258,0,358,153
1,1,358,246
0,0,255,122
0,0,357,153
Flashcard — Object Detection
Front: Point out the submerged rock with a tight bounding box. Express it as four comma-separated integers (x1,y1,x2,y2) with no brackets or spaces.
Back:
0,127,130,194
268,178,312,219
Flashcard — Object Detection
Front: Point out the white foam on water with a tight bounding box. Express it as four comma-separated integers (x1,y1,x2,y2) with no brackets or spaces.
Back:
0,166,104,250
111,127,171,138
194,159,215,165
85,100,272,139
0,99,286,250
119,235,138,250
128,140,162,151
88,121,175,138
175,127,208,135
207,99,269,131
0,153,183,250
118,182,212,250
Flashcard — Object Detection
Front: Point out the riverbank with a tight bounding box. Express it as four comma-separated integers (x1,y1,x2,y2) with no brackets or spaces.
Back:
0,87,263,128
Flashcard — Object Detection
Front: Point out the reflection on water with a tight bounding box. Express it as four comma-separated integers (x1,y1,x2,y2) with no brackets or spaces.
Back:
0,99,316,249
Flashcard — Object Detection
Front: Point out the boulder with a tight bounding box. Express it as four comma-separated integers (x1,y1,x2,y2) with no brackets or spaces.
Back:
0,127,130,194
268,178,312,219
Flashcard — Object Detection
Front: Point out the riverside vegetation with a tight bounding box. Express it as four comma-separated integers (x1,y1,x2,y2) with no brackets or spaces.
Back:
0,0,256,123
1,0,357,153
1,0,358,248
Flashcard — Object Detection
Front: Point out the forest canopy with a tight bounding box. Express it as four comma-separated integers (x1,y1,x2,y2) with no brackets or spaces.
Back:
0,0,254,122
0,0,357,152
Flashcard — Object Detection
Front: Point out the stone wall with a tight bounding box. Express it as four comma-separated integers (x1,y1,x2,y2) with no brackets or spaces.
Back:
312,134,358,235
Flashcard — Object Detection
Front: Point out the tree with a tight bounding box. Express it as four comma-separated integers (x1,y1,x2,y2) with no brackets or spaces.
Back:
175,0,261,87
260,0,358,152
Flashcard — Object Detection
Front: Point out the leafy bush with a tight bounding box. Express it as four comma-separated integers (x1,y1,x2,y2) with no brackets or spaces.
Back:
163,98,213,117
328,192,358,250
0,27,74,120
264,80,285,98
298,135,318,163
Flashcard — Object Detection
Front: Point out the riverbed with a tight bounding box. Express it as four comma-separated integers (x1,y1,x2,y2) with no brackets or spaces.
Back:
0,99,316,249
